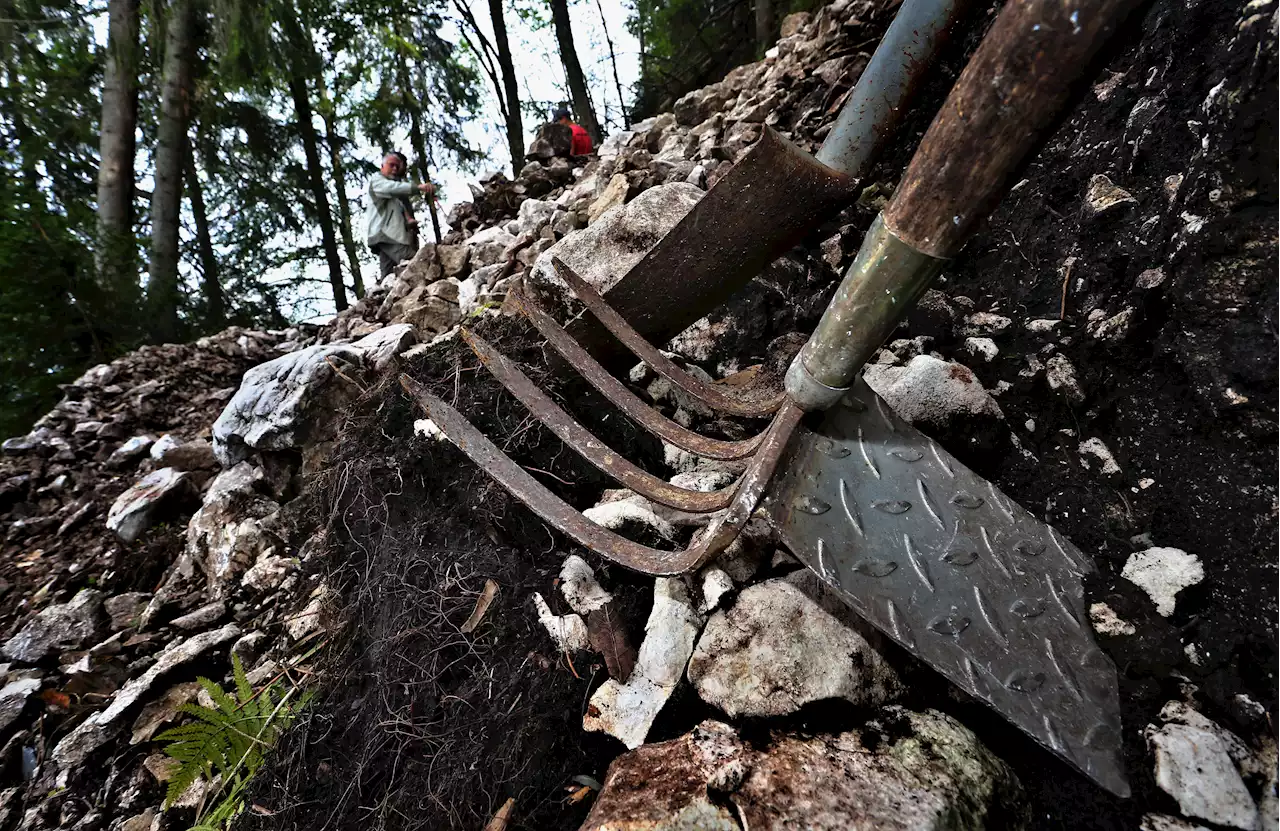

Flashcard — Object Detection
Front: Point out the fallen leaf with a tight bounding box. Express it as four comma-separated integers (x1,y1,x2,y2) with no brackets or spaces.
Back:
482,797,515,831
461,579,499,634
587,603,636,683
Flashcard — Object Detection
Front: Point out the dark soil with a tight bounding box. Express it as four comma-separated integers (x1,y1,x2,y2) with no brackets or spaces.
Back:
238,319,677,831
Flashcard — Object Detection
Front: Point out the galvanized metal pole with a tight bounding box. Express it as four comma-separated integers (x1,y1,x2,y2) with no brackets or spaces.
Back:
815,0,969,177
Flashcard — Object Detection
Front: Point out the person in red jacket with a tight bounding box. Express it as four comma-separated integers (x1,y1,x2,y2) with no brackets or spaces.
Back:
554,108,593,156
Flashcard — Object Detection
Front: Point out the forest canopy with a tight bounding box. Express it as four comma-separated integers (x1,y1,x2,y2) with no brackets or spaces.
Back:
0,0,804,436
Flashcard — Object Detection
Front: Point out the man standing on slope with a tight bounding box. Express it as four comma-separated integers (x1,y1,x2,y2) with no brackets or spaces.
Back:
554,108,593,156
365,151,435,279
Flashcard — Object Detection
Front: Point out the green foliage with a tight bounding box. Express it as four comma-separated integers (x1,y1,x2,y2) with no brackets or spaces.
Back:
156,654,311,829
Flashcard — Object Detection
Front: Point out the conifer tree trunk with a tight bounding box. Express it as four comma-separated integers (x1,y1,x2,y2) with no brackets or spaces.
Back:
96,0,140,294
547,0,600,142
487,0,525,175
594,0,628,128
395,58,441,243
317,88,366,299
147,0,193,342
323,118,366,299
755,0,775,56
184,143,224,326
281,16,348,312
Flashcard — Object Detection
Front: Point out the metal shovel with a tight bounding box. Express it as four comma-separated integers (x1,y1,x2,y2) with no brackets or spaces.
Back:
402,0,1140,797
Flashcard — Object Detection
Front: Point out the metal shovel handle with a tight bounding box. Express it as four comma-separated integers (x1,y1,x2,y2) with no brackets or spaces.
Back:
788,0,1143,409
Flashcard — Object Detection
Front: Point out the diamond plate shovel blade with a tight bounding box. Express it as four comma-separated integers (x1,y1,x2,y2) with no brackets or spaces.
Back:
763,377,1129,797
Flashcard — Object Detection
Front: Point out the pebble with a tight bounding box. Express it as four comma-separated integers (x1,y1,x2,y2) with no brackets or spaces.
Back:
1122,547,1204,617
1079,437,1122,475
1089,602,1136,637
963,337,999,362
1046,354,1085,403
1085,173,1138,214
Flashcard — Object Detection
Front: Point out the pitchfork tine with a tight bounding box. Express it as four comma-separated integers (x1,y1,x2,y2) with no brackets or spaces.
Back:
551,257,786,418
512,288,768,461
461,330,739,513
400,373,804,574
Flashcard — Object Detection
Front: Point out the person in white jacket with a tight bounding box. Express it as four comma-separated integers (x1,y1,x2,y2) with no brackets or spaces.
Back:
365,152,435,279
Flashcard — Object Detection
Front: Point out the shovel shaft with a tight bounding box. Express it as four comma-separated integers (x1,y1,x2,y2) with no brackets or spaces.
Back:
789,0,1141,407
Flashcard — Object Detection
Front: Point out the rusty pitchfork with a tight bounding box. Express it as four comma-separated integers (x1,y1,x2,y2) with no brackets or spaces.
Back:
401,0,1142,798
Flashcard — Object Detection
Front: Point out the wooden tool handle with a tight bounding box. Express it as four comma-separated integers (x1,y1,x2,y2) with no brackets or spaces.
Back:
883,0,1140,258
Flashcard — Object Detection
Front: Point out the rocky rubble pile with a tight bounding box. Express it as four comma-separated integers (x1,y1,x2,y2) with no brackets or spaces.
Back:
0,0,1275,827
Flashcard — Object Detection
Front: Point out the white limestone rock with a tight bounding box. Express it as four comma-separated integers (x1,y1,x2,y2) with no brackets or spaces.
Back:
584,578,703,748
1146,721,1259,829
1089,602,1136,637
559,555,613,615
106,468,195,543
212,343,365,465
1122,547,1204,617
532,592,589,652
529,183,703,306
863,355,1003,428
688,578,901,718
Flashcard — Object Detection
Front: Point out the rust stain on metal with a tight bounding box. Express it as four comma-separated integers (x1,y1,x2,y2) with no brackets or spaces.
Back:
554,258,785,418
513,288,767,461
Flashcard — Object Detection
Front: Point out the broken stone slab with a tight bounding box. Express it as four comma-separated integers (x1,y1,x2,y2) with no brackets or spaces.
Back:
106,468,197,544
3,589,104,663
130,681,200,744
1140,815,1212,831
104,593,151,631
284,582,331,641
106,435,155,469
242,553,294,593
863,355,1003,429
587,174,631,223
581,709,1027,831
528,182,703,309
212,343,366,466
155,438,217,471
1085,173,1138,215
0,678,41,732
1046,353,1086,404
1146,720,1259,830
466,226,518,269
1122,546,1204,617
533,591,589,652
169,601,226,631
391,282,463,335
436,243,470,278
698,568,734,614
1079,437,1122,475
584,577,703,749
1088,307,1135,341
53,623,241,768
688,577,902,718
583,498,677,544
183,463,279,596
1089,602,1137,637
960,312,1012,337
963,337,999,362
351,324,417,371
